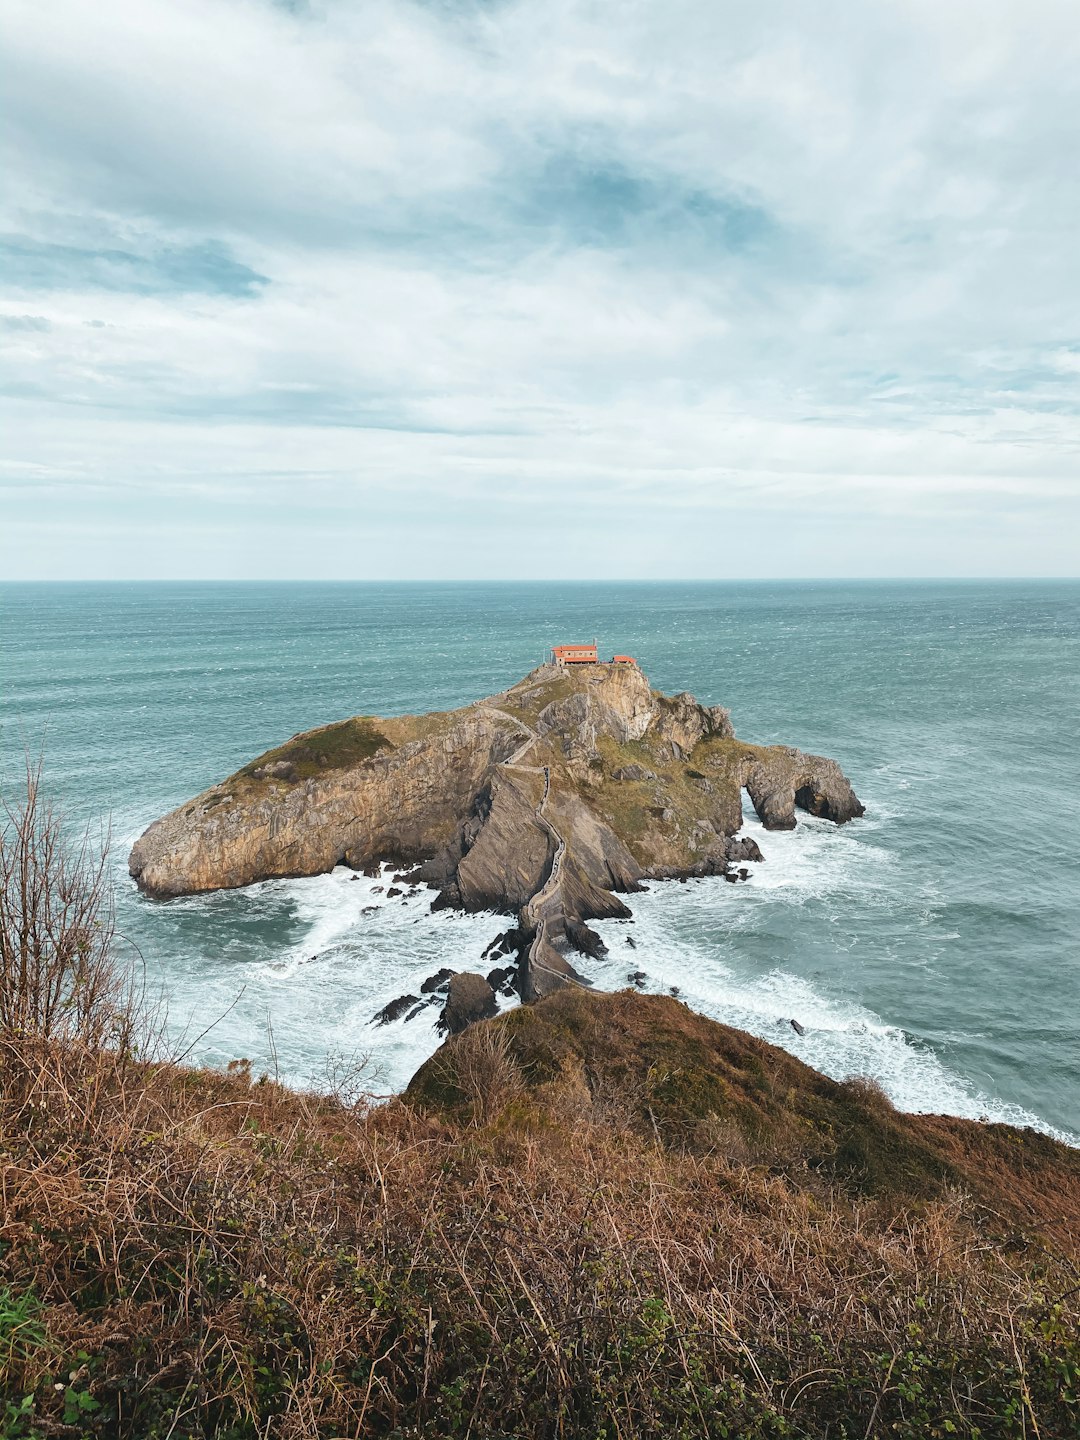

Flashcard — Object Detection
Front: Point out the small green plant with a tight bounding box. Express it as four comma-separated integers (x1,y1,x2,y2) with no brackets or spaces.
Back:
0,1287,47,1384
1,1393,35,1440
62,1384,99,1429
0,1288,47,1440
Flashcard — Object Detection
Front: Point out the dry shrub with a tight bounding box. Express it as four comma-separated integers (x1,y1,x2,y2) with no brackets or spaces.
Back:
318,1047,383,1111
428,1013,524,1125
0,757,148,1056
691,1110,760,1164
841,1073,896,1110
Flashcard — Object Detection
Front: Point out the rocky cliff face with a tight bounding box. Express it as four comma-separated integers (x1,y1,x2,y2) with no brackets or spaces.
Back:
130,660,863,1007
129,708,522,898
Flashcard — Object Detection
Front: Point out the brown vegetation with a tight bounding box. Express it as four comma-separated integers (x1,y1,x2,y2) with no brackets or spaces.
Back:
0,759,142,1052
0,994,1077,1438
412,989,1080,1248
2,772,1078,1438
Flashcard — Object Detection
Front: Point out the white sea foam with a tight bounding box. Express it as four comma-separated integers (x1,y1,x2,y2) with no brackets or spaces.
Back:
591,803,1075,1143
126,811,1073,1144
730,795,894,900
142,865,510,1095
592,911,1059,1131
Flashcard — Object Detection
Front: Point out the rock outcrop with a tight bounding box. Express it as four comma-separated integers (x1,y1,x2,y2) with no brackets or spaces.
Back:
744,749,864,829
130,659,863,1010
440,973,498,1035
129,707,520,899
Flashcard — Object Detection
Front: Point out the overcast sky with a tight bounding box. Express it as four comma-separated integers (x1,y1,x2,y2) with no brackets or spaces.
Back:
2,0,1078,580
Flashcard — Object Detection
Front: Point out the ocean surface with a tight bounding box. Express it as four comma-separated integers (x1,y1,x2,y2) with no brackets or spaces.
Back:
1,581,1077,1141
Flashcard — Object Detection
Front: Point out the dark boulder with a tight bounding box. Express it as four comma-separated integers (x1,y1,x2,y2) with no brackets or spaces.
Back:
430,883,462,913
421,967,455,995
371,994,420,1026
483,927,523,961
440,973,498,1035
567,920,608,959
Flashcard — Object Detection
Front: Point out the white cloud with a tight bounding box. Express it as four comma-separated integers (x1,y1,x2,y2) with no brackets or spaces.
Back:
1,0,1078,577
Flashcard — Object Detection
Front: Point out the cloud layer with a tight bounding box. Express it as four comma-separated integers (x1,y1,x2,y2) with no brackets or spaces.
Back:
3,0,1078,577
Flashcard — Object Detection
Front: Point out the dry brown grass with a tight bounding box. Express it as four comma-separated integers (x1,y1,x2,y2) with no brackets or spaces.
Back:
1,1009,1078,1440
1,774,1077,1438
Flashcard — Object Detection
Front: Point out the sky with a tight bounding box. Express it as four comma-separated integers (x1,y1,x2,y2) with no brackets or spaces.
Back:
2,0,1078,580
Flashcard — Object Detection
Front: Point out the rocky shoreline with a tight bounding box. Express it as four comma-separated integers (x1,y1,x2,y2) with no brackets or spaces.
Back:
130,660,864,1025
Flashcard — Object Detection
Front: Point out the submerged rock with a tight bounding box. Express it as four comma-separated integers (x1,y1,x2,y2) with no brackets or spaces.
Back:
420,968,455,994
371,995,420,1026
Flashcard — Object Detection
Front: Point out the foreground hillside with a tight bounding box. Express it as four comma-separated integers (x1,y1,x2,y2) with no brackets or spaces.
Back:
2,991,1077,1439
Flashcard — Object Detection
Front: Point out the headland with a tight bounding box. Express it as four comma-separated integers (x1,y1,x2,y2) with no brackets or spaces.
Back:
130,656,864,1017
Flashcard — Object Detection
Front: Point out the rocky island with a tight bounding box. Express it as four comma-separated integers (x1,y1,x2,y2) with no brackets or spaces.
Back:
130,658,863,1018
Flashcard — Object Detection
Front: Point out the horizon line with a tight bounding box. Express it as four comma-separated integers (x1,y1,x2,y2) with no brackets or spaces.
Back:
2,576,1078,586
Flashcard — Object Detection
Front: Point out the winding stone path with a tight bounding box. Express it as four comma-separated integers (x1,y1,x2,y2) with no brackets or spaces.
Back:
477,706,583,992
524,767,586,993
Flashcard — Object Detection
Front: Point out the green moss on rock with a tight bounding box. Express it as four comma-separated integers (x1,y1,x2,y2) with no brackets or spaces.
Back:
238,717,391,783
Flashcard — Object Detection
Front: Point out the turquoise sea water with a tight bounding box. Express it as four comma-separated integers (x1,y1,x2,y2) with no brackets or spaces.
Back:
1,581,1077,1140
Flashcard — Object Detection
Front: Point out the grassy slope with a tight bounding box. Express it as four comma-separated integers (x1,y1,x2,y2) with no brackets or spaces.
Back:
236,716,393,781
410,989,1080,1239
188,709,468,810
1,994,1077,1439
571,733,773,868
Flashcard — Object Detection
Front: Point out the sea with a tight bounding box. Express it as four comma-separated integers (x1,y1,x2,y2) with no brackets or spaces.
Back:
1,581,1077,1142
